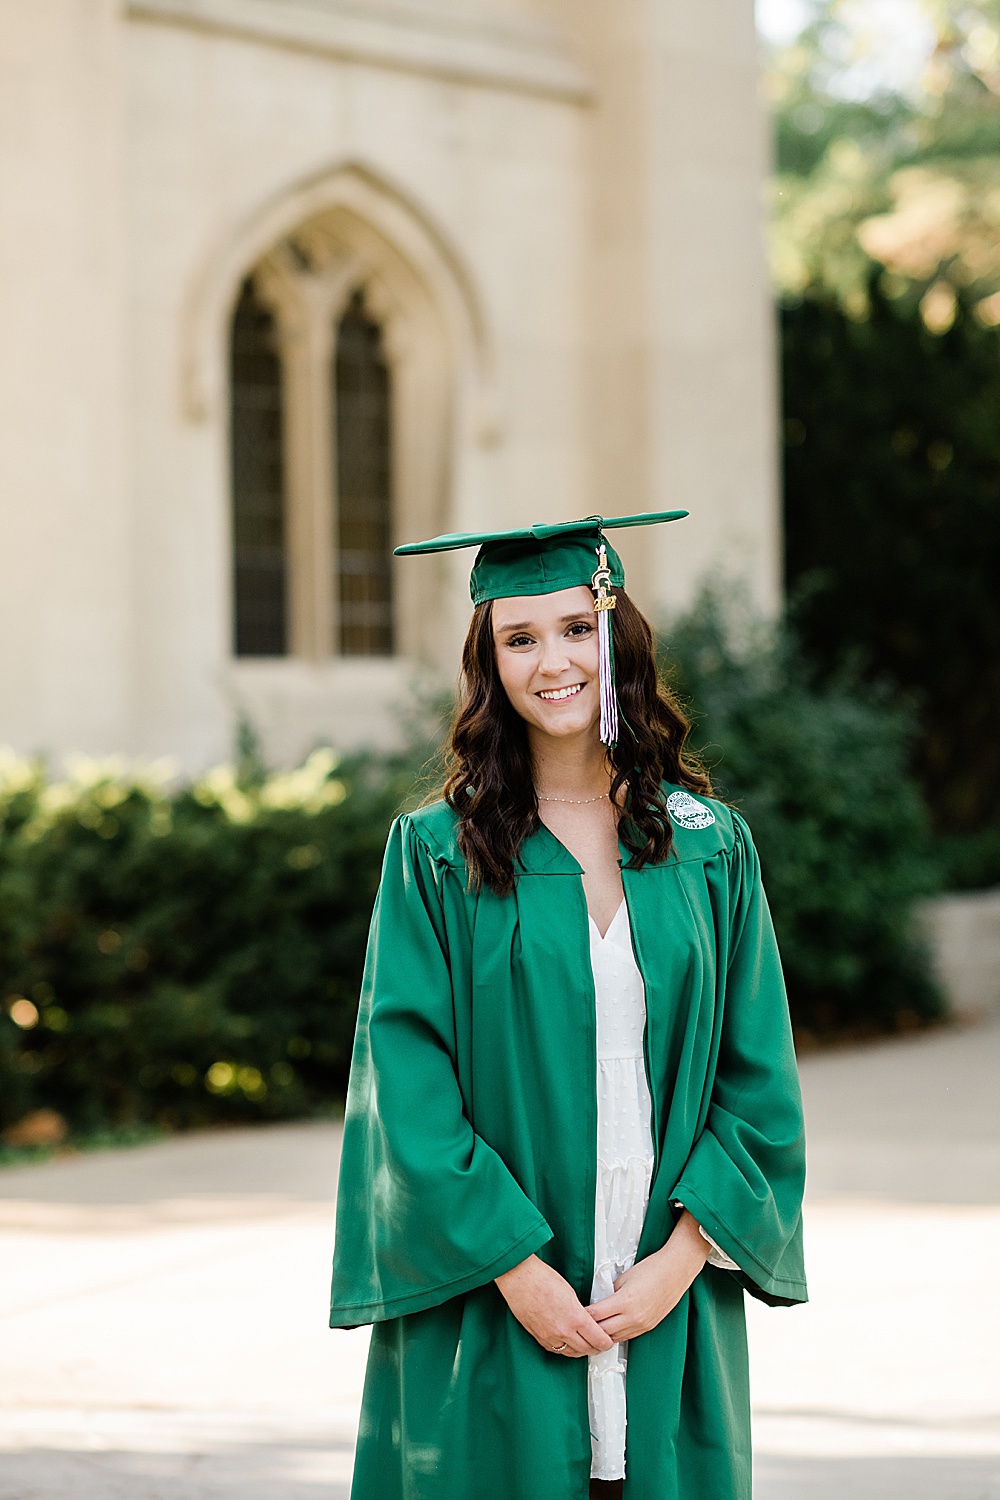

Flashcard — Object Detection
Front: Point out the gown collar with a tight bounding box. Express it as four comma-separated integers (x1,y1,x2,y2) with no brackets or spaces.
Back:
515,820,639,877
515,820,583,876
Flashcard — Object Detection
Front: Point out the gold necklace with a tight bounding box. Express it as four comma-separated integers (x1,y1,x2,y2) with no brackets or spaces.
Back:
536,791,609,804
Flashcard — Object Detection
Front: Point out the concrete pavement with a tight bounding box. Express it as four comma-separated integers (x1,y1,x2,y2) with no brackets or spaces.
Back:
758,1017,1000,1497
0,1017,997,1499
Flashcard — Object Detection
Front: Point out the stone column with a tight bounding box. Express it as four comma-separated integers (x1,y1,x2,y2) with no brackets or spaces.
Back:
0,0,131,756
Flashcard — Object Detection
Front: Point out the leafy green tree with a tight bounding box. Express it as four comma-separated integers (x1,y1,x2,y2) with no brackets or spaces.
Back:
768,0,1000,871
769,0,1000,316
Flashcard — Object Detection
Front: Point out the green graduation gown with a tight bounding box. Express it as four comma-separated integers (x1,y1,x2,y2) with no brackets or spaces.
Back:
329,786,807,1500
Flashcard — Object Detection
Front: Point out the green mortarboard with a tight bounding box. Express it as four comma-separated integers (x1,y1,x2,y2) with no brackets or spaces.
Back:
394,510,689,749
394,510,687,604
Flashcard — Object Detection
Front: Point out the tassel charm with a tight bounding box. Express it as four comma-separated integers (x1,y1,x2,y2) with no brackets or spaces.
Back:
591,543,618,748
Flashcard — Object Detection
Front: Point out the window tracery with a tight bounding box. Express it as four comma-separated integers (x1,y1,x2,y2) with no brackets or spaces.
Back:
225,190,458,670
229,260,395,660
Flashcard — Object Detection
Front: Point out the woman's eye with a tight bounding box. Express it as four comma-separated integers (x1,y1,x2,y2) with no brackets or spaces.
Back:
507,634,533,648
567,622,593,637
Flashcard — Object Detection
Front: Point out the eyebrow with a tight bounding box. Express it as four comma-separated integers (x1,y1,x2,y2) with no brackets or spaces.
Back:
495,613,593,633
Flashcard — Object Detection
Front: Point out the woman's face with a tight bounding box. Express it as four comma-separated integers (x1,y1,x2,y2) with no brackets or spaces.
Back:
492,586,601,743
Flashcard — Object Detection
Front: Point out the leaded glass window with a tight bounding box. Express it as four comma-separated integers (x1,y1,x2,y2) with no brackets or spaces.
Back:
334,291,394,656
230,278,287,656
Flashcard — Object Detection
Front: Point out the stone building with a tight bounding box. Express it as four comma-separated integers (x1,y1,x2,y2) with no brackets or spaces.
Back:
0,0,776,768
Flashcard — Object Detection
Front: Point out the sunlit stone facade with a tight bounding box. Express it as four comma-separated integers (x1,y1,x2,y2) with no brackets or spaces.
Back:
0,0,776,767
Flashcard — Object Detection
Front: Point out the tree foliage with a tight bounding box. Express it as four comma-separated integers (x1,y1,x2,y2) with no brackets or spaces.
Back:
663,592,941,1040
770,0,1000,871
769,0,1000,321
782,283,1000,837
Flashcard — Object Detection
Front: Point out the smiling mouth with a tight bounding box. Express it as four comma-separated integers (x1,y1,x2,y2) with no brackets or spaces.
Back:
536,683,585,702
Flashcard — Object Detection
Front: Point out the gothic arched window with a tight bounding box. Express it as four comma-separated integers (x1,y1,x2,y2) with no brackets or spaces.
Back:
229,278,287,656
334,291,394,656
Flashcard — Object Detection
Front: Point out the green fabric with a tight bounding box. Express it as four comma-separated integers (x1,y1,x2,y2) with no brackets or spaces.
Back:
392,510,687,603
330,789,807,1500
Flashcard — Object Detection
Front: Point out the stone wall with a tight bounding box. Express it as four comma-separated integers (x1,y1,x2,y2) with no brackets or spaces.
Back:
920,889,1000,1019
0,0,131,757
0,0,777,770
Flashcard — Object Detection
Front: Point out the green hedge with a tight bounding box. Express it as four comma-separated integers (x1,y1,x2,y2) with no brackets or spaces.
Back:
0,614,945,1138
0,747,421,1136
663,592,944,1041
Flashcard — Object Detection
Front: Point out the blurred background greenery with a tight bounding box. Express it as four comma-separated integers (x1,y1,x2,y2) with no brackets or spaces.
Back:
768,0,1000,887
0,586,945,1146
4,0,1000,1147
0,742,430,1150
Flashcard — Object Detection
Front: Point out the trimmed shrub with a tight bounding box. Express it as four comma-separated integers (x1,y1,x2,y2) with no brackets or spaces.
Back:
662,591,944,1041
0,746,425,1135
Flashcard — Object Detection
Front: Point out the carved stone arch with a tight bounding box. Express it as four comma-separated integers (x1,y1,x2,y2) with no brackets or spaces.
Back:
181,160,498,437
186,162,497,666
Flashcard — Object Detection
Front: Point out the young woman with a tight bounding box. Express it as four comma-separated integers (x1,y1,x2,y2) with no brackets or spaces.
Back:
330,514,807,1500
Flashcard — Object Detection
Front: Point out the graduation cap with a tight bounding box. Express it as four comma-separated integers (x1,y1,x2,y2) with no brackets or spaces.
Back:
394,510,688,750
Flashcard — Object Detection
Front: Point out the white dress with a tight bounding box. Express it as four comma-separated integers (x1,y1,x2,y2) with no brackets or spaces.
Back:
588,901,654,1480
587,901,737,1482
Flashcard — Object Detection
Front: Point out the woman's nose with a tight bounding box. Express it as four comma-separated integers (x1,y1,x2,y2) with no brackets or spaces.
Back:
537,637,571,675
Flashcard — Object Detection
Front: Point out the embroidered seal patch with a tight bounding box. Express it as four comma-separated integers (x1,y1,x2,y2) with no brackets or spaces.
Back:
666,790,716,830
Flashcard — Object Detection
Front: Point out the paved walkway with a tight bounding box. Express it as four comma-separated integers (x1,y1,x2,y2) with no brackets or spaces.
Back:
754,1017,1000,1497
0,1017,997,1499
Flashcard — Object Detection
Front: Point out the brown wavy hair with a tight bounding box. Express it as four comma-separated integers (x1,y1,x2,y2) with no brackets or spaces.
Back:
442,588,711,894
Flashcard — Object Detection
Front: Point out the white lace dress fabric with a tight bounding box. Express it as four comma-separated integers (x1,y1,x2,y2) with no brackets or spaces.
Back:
587,901,738,1482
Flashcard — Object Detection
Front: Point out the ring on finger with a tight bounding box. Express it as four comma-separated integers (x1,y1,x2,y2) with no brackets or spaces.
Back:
552,1341,568,1353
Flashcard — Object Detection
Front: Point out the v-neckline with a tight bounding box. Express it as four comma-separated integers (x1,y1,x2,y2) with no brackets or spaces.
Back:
588,899,626,943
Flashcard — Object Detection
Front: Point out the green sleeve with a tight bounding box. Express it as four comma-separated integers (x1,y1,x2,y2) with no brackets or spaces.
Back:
329,816,553,1327
670,813,808,1307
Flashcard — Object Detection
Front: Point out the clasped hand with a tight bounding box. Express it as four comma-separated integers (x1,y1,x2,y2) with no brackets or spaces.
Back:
495,1211,710,1356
